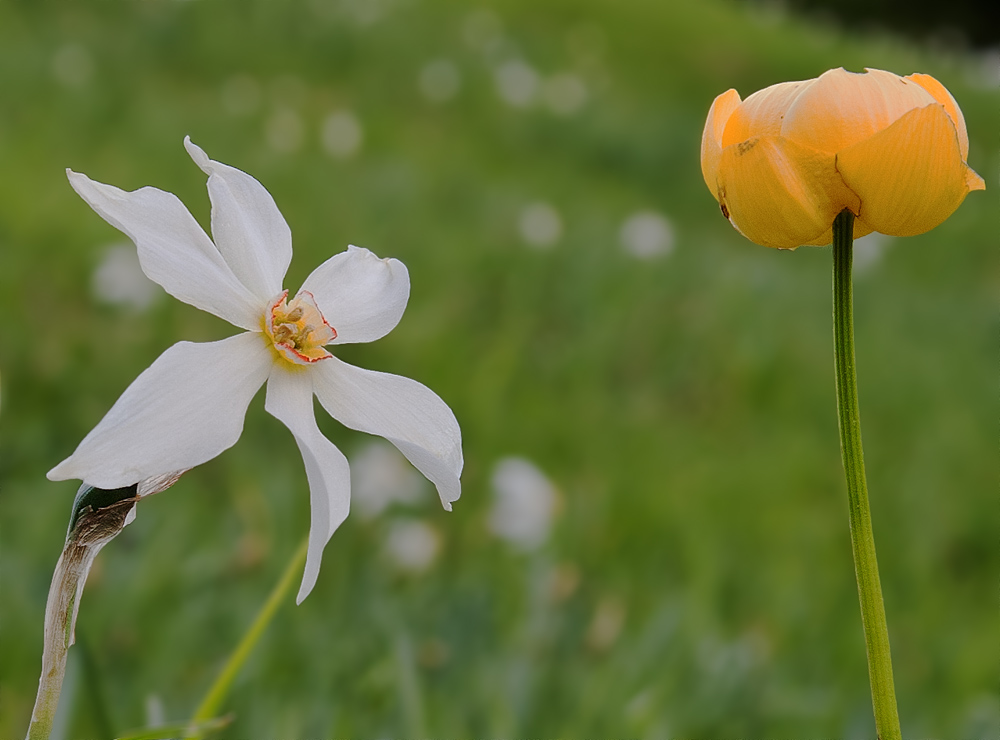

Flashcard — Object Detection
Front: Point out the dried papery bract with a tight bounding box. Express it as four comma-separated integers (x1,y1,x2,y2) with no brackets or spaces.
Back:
26,482,151,740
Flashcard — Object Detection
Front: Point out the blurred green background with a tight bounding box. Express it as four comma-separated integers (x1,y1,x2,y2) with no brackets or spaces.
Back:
1,0,996,737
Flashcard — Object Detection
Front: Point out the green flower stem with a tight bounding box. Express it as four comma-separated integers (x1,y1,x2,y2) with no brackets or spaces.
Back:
114,716,232,740
832,209,901,740
184,538,308,739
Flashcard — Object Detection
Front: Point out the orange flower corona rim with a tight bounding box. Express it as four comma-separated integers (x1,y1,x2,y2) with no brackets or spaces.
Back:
700,67,986,249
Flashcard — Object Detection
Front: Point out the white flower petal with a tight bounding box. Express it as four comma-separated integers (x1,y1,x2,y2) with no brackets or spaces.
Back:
48,333,272,488
184,138,292,301
300,245,410,345
264,369,351,603
67,170,262,331
313,357,462,510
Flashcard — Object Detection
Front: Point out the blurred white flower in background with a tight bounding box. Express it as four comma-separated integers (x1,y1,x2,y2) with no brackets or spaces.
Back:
462,9,504,55
419,59,461,103
92,244,161,311
620,211,675,260
144,694,166,728
566,23,607,66
269,75,308,108
384,519,441,573
221,75,262,117
518,202,562,249
960,694,1000,740
495,60,539,108
852,232,893,276
342,0,393,27
543,73,587,116
967,49,1000,91
696,630,768,687
566,24,612,94
265,107,305,153
488,456,559,549
351,440,425,520
51,44,94,89
321,110,364,159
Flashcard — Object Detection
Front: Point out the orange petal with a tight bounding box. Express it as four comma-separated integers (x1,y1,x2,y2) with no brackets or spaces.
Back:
721,79,810,147
782,68,936,154
716,135,860,249
905,72,969,160
701,89,742,200
837,103,981,237
966,167,986,192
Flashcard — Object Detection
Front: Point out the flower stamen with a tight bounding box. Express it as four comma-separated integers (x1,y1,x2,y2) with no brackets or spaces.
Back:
265,290,336,364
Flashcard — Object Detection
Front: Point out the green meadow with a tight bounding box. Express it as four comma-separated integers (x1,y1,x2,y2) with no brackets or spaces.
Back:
1,0,996,736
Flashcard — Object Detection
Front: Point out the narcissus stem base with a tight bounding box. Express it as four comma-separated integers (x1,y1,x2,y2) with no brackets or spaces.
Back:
831,209,902,740
25,486,138,740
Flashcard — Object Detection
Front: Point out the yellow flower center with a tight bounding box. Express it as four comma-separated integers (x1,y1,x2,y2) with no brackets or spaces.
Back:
265,290,336,365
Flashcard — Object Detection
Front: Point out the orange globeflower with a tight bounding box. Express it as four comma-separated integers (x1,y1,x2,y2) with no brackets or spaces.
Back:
701,67,985,249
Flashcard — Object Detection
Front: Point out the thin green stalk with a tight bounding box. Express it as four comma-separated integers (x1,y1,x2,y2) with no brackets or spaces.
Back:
184,538,308,739
832,209,901,740
114,715,232,740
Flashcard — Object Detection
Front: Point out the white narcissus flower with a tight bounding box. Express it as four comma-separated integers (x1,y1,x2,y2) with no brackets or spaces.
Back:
48,137,463,603
488,456,558,550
